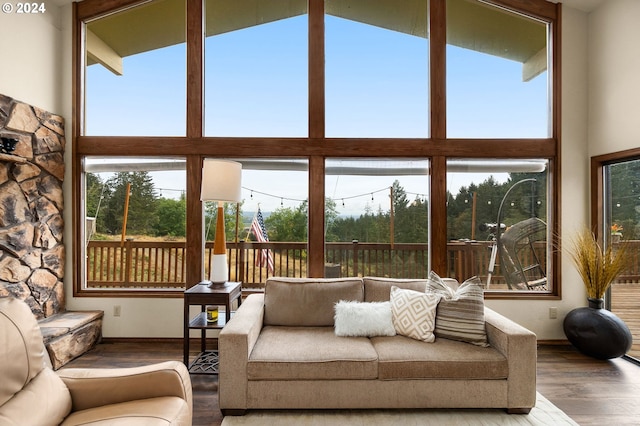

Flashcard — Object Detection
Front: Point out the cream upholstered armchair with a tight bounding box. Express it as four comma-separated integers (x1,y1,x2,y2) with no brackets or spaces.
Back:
0,297,192,425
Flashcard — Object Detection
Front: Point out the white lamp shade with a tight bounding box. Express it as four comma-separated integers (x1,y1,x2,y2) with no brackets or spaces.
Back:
201,159,242,202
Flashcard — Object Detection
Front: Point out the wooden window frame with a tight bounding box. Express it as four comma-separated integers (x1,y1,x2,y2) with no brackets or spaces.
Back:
591,148,640,241
72,0,562,298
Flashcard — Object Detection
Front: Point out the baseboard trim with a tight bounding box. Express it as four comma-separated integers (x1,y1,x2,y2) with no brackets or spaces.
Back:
101,336,219,349
537,339,570,345
101,337,180,344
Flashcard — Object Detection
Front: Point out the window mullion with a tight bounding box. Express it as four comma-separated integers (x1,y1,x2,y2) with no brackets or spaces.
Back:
186,0,204,138
430,0,446,139
430,0,448,275
309,0,325,140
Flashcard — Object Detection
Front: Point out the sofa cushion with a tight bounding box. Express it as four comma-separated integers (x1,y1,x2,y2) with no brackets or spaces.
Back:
248,326,378,380
60,396,190,426
428,272,489,347
0,368,72,426
334,301,396,337
0,297,50,407
264,277,364,326
390,286,440,343
363,277,429,302
371,335,508,380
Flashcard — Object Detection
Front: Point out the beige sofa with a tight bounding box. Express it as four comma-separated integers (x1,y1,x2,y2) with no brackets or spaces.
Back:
219,276,537,416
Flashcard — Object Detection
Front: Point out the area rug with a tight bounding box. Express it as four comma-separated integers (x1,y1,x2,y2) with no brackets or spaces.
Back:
221,392,577,425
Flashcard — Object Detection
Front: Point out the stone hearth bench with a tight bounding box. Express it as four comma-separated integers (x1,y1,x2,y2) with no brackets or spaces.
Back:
38,310,103,369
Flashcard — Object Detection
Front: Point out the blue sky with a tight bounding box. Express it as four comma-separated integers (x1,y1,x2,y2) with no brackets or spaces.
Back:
85,11,548,216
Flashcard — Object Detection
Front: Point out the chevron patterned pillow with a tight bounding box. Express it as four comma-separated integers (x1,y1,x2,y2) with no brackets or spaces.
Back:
427,272,489,347
389,286,440,342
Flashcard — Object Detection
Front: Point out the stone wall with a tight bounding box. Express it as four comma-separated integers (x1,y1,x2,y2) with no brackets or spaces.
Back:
0,94,66,319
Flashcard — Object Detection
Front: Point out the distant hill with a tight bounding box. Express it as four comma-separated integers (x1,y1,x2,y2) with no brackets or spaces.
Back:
242,210,271,224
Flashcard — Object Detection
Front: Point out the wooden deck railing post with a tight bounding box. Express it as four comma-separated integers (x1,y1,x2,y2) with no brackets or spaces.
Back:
464,240,474,281
123,239,132,286
238,240,246,284
352,240,359,277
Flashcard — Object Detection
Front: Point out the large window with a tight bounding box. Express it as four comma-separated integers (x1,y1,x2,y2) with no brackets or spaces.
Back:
325,159,430,277
84,0,186,136
204,1,308,137
228,158,309,283
447,159,550,291
325,1,429,137
446,0,550,138
74,0,560,297
82,157,187,292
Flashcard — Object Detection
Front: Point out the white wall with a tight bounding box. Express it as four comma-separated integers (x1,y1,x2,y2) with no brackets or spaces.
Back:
30,1,621,340
0,0,64,114
588,0,640,156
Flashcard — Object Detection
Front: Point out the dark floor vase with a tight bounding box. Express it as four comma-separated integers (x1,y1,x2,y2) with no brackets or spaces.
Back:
563,298,633,360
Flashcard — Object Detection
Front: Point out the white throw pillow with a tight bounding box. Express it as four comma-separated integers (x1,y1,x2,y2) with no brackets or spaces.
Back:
389,286,440,343
334,300,396,337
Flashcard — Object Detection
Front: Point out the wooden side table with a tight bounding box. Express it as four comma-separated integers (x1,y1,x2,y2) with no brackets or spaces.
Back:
183,281,242,374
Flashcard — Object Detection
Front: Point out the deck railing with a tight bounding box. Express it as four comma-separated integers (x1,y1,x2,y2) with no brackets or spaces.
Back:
85,239,640,289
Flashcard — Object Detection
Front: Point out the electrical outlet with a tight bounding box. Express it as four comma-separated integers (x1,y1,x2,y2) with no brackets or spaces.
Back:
114,305,121,317
549,307,557,319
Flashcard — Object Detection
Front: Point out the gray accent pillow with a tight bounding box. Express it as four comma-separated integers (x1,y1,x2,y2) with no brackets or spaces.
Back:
427,271,489,347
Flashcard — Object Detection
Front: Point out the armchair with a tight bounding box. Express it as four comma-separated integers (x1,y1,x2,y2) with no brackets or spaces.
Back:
0,297,192,426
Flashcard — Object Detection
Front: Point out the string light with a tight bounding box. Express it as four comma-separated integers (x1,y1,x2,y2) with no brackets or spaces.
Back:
242,187,306,203
156,188,186,197
236,186,434,209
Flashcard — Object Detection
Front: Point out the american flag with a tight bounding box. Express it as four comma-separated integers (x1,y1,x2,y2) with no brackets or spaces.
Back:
250,208,274,273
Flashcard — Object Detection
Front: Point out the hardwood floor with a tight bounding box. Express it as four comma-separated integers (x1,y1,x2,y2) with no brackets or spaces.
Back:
537,345,640,426
62,341,640,426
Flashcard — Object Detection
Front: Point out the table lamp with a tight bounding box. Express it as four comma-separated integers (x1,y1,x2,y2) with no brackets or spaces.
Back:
201,159,242,286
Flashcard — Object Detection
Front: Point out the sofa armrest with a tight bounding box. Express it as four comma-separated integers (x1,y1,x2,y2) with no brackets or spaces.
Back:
484,307,537,410
57,360,192,413
218,293,265,411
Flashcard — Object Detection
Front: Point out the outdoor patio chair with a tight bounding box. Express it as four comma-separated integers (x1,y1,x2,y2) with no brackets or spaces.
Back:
498,217,548,290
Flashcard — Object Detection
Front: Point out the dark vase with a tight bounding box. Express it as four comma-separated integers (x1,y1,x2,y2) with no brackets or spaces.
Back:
563,297,633,360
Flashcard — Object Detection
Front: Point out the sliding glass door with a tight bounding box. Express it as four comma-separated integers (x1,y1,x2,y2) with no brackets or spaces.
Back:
603,157,640,361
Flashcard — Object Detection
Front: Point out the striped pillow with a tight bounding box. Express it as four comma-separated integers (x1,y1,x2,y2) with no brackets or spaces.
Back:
428,272,489,347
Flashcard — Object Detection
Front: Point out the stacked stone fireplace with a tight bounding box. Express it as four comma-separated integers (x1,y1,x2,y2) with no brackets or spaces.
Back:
0,94,102,368
0,94,66,317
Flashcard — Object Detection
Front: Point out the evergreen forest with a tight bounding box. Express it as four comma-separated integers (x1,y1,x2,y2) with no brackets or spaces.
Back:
85,163,639,243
